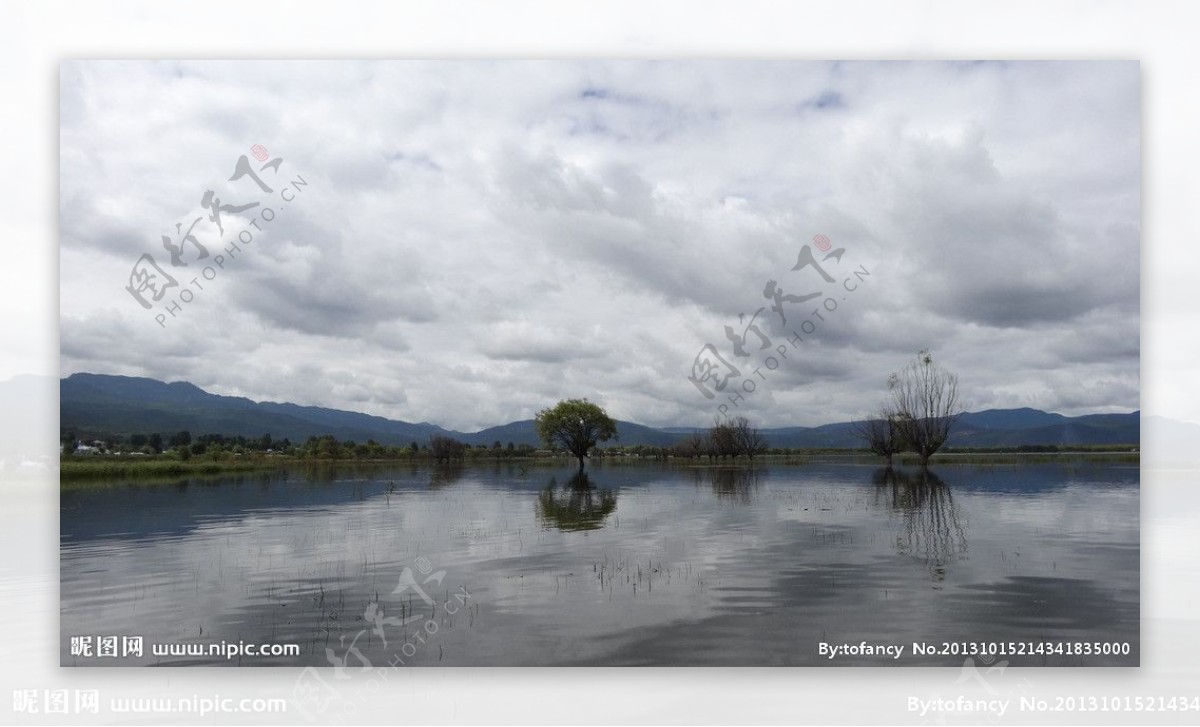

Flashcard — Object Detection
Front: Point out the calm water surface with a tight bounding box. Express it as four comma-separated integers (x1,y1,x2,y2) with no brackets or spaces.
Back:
60,461,1139,666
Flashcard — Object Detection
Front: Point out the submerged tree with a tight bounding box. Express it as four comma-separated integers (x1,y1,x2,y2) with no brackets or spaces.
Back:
732,416,768,459
708,416,767,459
672,432,707,459
534,398,618,470
888,349,962,467
852,407,908,466
429,434,467,463
708,417,739,458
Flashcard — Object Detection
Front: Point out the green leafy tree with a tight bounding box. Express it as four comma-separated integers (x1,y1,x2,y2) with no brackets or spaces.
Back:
315,434,340,460
534,398,618,470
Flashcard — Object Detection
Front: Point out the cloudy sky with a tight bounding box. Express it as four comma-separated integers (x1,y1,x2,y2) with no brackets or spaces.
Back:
59,60,1139,431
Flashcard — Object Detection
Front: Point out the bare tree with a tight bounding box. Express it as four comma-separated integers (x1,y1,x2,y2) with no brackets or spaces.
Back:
708,416,767,459
732,416,768,459
852,406,907,466
429,434,466,463
888,349,961,467
673,432,706,459
709,417,740,458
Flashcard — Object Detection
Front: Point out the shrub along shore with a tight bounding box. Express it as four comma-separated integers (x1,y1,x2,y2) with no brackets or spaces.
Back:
59,445,1138,484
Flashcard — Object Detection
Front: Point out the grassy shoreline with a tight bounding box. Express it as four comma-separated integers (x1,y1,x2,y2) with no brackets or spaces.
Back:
59,448,1139,485
59,457,289,480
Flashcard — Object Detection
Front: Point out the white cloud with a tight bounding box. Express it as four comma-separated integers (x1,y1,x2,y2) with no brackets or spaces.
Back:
59,60,1139,430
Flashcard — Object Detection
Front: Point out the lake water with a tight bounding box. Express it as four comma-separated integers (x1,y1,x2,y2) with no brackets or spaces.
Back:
60,461,1139,666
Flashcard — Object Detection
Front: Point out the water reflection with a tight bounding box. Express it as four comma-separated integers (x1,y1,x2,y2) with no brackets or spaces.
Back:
60,463,1139,666
706,467,764,503
536,471,618,531
873,467,968,575
428,463,465,490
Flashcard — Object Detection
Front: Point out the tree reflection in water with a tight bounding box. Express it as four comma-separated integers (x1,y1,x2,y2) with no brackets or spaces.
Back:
872,467,968,576
536,471,618,532
428,463,465,490
707,467,764,504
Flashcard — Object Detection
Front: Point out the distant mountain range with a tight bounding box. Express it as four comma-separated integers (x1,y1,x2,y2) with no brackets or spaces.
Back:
58,373,1140,450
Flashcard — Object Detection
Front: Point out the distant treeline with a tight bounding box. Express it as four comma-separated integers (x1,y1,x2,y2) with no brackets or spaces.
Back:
939,444,1138,454
60,427,1137,466
61,416,776,464
62,429,542,462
